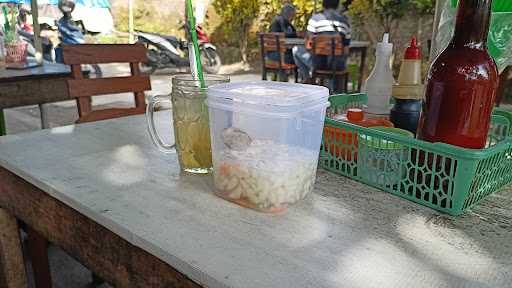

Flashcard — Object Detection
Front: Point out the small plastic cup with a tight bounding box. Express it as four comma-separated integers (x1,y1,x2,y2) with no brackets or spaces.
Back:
359,127,414,187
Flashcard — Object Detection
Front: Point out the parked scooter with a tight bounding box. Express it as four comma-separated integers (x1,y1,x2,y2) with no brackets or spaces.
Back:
55,0,102,77
137,23,222,74
17,7,54,61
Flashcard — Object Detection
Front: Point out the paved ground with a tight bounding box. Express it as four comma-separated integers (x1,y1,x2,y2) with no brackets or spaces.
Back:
3,64,259,288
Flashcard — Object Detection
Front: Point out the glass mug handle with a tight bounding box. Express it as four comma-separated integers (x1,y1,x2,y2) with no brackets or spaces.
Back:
146,94,176,153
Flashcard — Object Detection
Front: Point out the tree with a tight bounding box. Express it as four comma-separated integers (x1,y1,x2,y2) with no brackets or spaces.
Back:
260,0,316,32
212,0,260,64
349,0,410,44
349,0,434,69
410,0,435,45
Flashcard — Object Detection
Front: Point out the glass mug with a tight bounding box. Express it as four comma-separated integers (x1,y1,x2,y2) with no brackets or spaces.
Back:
146,75,229,174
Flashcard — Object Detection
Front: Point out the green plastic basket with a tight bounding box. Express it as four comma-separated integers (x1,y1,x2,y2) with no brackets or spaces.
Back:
320,94,512,215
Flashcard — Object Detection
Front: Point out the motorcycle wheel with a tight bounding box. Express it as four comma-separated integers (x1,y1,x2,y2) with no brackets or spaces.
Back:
140,63,157,74
90,64,103,78
201,48,222,74
81,64,103,79
140,49,159,74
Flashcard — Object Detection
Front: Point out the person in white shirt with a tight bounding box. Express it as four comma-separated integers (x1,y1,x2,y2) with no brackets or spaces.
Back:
292,0,351,84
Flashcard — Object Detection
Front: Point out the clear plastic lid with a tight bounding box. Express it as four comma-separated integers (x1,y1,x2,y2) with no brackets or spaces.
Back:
207,81,329,107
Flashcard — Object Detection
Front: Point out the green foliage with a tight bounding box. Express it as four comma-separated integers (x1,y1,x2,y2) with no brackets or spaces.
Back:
348,0,435,67
349,0,434,32
211,0,320,63
2,6,19,44
349,0,411,33
208,0,436,67
412,0,436,14
95,35,129,44
114,0,182,36
260,0,315,32
212,0,260,63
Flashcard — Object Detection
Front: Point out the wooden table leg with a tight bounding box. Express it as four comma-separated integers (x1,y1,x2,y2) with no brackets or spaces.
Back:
0,167,202,288
26,227,52,288
0,208,28,288
357,47,368,92
0,110,6,136
38,105,50,130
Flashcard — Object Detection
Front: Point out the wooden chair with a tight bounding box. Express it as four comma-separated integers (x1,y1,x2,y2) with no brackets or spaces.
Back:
62,44,151,123
308,34,349,93
259,32,298,82
296,31,306,38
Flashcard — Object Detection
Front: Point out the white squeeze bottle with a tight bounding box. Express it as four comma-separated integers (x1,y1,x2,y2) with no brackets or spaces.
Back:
363,33,395,115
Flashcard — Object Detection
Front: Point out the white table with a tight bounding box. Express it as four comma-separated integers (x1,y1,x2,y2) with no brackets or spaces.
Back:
0,114,511,288
285,38,370,48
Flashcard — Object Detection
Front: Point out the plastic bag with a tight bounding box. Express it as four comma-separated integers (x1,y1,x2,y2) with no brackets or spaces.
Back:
433,0,512,73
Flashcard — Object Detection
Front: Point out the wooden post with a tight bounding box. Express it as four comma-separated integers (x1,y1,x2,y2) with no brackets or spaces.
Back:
0,208,28,288
26,226,52,288
39,104,50,129
128,0,134,44
0,110,6,136
30,0,44,64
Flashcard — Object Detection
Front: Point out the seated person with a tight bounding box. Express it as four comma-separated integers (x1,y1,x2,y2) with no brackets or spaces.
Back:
292,0,351,83
267,4,297,65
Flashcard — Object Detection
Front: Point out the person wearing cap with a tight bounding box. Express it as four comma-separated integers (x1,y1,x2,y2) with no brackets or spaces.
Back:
267,3,297,67
292,0,351,84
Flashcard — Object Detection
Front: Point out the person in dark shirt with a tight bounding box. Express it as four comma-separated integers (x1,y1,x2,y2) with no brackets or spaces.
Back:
292,0,351,84
267,4,297,65
270,4,297,38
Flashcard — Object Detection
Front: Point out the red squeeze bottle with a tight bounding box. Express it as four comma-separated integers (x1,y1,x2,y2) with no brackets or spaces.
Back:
418,0,498,149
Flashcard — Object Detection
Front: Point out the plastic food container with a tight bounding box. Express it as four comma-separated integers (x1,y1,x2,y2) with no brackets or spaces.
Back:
207,81,330,213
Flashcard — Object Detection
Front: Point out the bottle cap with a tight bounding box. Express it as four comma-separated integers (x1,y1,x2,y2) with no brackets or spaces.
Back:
404,37,421,60
347,108,364,122
376,33,393,55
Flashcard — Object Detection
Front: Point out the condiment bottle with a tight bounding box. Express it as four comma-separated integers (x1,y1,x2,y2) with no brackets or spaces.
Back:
343,108,393,127
418,0,498,149
390,37,424,134
364,33,395,116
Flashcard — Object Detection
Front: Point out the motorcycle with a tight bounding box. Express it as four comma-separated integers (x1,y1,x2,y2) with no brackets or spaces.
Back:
17,29,54,62
17,7,54,62
54,15,102,77
16,5,102,78
137,24,222,74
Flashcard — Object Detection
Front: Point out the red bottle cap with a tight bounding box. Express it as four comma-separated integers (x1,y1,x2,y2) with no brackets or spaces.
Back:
347,108,364,122
404,37,421,60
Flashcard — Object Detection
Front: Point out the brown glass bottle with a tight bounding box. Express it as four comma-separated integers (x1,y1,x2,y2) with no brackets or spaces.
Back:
418,0,498,149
